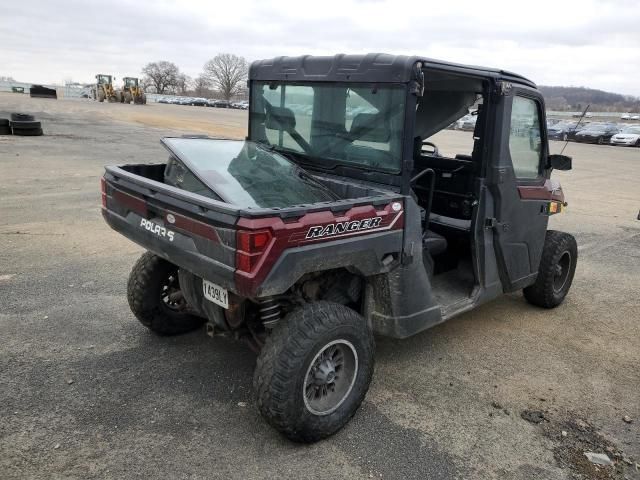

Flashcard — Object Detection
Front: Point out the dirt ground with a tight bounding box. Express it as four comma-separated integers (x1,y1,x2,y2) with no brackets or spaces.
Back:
1,93,638,480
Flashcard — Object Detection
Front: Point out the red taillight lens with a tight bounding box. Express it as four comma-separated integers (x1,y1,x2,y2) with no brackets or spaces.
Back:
100,178,107,208
236,229,273,274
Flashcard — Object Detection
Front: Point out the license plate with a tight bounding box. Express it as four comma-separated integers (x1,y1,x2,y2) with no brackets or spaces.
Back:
202,280,228,309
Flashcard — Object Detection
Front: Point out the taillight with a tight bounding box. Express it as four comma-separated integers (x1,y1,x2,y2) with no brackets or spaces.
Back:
100,178,107,208
236,229,273,274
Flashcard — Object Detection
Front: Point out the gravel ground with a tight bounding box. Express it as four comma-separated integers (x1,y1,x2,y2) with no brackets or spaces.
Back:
1,94,639,480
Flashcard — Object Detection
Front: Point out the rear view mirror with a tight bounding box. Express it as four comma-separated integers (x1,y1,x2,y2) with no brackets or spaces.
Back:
265,106,296,132
548,154,572,171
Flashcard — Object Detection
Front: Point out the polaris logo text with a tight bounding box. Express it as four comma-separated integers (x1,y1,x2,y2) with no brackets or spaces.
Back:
140,219,175,242
306,217,382,239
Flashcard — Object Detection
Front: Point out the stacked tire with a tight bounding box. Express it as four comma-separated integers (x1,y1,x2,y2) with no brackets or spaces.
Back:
0,118,10,135
1,113,44,136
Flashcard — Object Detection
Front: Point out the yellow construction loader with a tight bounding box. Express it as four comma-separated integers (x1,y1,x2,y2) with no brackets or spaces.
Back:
94,74,120,103
121,77,146,104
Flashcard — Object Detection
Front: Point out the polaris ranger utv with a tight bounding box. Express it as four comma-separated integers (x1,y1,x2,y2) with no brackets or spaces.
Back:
101,54,577,442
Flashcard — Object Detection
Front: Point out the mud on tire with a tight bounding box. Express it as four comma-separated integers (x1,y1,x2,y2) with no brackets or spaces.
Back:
254,301,374,443
524,230,577,308
127,251,205,335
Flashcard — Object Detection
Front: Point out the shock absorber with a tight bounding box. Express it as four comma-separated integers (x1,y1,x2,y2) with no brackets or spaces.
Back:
258,297,281,329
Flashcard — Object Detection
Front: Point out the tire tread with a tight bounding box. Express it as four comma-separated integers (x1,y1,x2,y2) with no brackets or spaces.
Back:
254,301,374,442
524,230,577,308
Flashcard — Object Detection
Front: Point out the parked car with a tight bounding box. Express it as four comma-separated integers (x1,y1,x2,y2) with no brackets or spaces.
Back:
621,113,631,120
231,101,249,110
631,115,640,121
190,98,208,107
573,123,619,144
212,99,231,108
610,126,640,147
456,114,477,131
546,118,561,127
547,121,582,141
572,112,593,118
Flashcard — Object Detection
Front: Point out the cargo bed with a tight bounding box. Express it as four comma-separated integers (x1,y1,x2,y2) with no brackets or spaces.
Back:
102,162,404,296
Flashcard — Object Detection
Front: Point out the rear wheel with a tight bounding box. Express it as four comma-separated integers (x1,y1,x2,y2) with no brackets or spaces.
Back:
98,91,105,102
254,301,374,443
127,251,205,335
562,133,568,141
524,231,577,308
597,136,604,145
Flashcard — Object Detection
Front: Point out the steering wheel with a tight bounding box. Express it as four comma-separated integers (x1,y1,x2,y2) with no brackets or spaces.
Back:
421,141,440,157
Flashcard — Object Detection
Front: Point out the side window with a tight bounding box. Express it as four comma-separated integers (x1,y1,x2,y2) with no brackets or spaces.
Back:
509,96,543,179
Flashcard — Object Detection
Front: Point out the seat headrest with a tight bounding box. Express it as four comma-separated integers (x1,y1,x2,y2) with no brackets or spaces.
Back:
350,113,390,143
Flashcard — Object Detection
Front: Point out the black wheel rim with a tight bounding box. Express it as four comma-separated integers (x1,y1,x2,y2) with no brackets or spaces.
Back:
304,340,358,416
160,272,185,312
553,251,572,293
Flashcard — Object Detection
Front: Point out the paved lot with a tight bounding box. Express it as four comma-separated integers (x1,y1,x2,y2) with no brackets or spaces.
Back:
1,93,639,480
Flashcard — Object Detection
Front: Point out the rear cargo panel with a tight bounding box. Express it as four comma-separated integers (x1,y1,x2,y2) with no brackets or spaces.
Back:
102,166,239,289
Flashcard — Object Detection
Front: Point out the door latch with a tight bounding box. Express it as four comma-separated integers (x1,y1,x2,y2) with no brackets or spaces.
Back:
485,218,509,231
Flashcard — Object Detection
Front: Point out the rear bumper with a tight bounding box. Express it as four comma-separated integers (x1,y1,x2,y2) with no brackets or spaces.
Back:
610,139,637,146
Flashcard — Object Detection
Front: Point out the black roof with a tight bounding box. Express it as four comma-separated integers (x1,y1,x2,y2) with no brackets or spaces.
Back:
249,53,536,88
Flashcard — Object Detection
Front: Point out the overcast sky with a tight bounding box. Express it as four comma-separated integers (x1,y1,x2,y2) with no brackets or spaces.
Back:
2,0,639,96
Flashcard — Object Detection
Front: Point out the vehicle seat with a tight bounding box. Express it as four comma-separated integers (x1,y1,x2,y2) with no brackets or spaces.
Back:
349,113,390,142
423,229,447,256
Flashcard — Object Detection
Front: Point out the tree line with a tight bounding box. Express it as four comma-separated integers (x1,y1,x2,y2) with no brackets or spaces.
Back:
141,53,248,100
539,85,640,113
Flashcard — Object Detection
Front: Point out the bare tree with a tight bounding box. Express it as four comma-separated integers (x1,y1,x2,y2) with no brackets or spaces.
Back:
193,75,211,97
141,61,181,94
176,73,191,96
202,53,248,100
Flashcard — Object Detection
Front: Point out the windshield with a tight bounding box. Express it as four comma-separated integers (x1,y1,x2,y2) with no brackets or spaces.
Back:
553,122,576,129
621,127,640,134
249,82,406,174
97,75,111,84
161,138,338,209
582,123,607,131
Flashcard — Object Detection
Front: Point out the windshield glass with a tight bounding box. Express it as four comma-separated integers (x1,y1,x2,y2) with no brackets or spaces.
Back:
621,127,640,134
553,122,576,129
582,123,607,131
249,82,406,174
161,138,338,209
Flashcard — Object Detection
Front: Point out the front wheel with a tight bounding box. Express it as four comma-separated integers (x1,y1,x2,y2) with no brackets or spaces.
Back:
254,302,374,443
562,133,568,141
524,231,577,308
127,251,205,335
597,136,604,145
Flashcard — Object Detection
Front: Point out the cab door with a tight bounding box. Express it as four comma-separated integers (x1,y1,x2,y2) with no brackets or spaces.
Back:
487,87,551,291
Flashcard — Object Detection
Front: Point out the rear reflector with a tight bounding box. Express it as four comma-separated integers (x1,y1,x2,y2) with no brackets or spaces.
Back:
236,229,273,274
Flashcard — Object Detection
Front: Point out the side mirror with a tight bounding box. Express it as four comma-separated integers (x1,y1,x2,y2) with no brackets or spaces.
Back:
548,154,572,171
